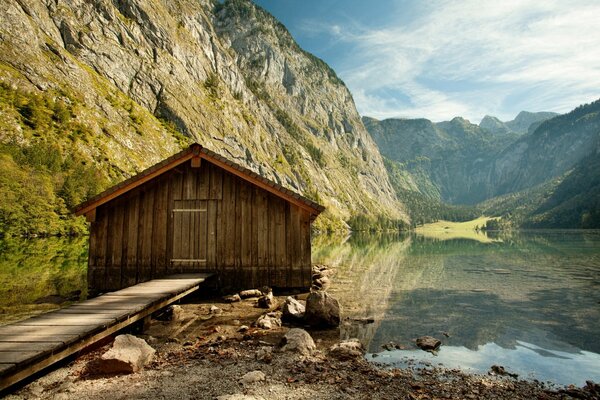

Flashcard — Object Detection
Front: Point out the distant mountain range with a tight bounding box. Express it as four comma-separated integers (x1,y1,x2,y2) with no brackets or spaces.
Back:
365,100,600,228
479,111,559,136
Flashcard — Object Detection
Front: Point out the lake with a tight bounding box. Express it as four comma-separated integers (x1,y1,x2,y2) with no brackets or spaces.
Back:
1,230,599,386
313,230,600,387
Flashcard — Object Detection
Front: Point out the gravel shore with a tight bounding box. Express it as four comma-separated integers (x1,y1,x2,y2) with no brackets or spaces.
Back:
4,294,598,400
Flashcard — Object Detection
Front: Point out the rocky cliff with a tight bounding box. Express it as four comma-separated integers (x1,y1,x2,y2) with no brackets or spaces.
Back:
0,0,406,235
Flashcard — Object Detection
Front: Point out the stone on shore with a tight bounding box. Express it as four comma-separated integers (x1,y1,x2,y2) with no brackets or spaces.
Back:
257,290,277,309
416,336,441,351
282,296,305,321
304,291,341,327
239,370,266,385
97,334,155,374
279,328,316,355
239,289,263,299
255,312,282,330
329,339,365,360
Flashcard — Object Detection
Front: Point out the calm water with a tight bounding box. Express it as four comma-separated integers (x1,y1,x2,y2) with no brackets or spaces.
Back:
1,232,599,386
0,237,88,325
313,231,600,387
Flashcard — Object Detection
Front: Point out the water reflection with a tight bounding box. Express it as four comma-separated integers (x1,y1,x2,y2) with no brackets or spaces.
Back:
0,237,88,325
312,231,600,386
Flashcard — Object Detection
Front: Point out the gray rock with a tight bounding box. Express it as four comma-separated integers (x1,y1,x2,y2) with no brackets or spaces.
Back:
97,334,155,374
282,296,305,321
238,325,249,332
209,305,223,315
416,336,441,351
239,370,266,385
279,328,315,356
257,290,277,309
255,312,282,330
304,291,341,327
239,289,263,299
329,339,364,360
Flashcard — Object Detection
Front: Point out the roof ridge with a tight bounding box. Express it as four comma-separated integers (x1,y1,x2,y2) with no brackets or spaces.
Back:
72,143,325,217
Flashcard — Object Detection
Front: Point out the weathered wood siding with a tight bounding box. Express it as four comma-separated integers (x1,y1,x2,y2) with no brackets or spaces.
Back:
88,159,312,293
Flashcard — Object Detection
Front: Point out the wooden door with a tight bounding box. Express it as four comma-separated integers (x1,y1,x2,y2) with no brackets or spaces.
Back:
171,200,208,271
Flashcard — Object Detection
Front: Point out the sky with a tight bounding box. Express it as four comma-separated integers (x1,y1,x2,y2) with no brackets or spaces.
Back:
253,0,600,123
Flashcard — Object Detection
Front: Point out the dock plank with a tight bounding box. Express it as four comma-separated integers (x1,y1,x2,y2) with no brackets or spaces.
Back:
0,273,211,392
0,342,65,352
0,352,41,365
0,364,15,374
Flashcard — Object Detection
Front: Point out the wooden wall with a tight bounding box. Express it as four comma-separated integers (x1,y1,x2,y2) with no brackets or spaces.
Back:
87,159,313,293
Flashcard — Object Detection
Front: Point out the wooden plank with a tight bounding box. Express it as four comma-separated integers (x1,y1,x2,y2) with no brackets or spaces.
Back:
206,200,217,270
93,207,109,292
138,188,155,282
256,190,269,287
0,364,15,374
251,186,259,286
197,161,209,199
198,201,208,271
0,352,40,365
208,162,223,200
268,195,277,287
274,198,287,287
106,201,124,291
0,324,100,337
240,183,252,286
124,194,139,288
87,215,99,293
222,174,235,274
300,209,312,288
182,164,196,200
16,316,116,326
0,335,77,343
152,181,169,278
289,205,302,288
234,178,242,288
0,342,65,353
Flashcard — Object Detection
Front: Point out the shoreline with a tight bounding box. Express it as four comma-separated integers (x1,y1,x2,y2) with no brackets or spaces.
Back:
5,291,598,400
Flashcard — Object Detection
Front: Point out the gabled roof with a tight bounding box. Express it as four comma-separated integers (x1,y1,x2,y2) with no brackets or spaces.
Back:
72,143,325,218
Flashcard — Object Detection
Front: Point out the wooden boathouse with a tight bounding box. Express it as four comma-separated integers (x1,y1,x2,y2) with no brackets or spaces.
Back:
73,143,325,294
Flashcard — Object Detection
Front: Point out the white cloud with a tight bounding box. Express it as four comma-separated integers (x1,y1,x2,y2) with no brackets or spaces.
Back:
323,0,600,122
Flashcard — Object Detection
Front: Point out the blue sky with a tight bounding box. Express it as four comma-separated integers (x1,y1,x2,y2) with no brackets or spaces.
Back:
253,0,600,123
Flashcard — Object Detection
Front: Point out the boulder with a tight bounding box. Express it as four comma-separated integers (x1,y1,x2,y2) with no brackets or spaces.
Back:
279,328,315,356
304,291,341,327
416,336,441,351
239,289,263,299
257,290,277,309
255,312,282,330
239,370,266,385
97,334,155,374
329,339,364,360
282,297,305,321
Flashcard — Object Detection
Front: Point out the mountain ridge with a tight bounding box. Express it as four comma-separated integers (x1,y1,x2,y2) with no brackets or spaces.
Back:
0,0,407,236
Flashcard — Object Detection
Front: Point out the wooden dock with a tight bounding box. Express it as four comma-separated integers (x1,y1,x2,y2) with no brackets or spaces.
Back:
0,273,212,392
